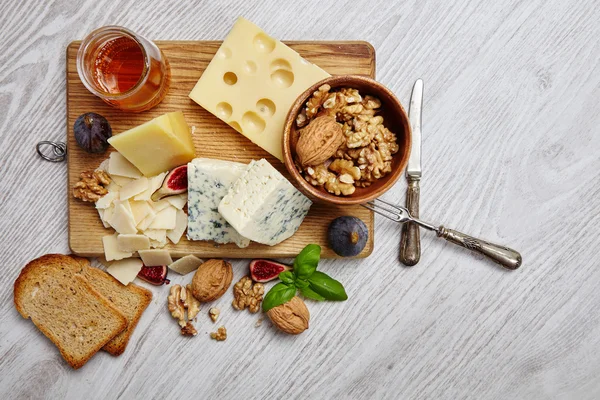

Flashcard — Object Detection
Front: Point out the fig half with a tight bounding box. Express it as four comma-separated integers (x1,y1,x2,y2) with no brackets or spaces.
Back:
250,259,291,283
137,265,170,285
152,165,188,201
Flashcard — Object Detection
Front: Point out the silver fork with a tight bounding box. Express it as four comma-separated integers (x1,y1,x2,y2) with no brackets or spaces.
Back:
363,198,522,270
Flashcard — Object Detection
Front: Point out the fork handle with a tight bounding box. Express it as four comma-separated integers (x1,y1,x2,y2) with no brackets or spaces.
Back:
400,178,421,266
437,226,522,270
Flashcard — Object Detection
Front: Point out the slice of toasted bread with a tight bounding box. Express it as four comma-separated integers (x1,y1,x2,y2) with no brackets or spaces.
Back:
71,256,152,356
14,254,127,369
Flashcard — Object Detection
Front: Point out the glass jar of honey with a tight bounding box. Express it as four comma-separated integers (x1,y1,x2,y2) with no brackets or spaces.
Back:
77,26,170,112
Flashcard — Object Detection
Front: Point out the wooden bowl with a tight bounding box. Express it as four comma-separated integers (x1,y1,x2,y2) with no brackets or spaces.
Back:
283,75,411,205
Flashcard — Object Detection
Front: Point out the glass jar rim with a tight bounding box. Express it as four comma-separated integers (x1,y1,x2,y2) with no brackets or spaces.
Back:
76,25,150,100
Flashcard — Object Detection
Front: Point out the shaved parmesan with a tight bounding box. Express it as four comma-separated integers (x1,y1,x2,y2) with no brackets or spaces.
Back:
119,177,149,200
149,206,177,230
108,152,142,178
167,209,187,244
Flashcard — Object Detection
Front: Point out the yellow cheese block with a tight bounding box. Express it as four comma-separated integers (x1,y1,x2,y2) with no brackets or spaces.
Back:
189,17,330,161
108,111,196,176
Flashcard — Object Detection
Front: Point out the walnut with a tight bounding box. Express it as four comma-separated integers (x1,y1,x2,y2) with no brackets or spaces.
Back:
210,326,227,341
304,84,331,120
73,170,111,202
267,296,310,335
296,86,399,195
168,284,200,335
181,322,198,336
191,259,233,302
295,115,344,167
168,285,186,328
232,276,264,313
305,164,334,186
182,284,200,320
324,177,355,196
329,159,361,184
209,307,220,322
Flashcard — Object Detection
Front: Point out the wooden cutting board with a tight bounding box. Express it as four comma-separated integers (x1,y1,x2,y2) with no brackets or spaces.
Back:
67,40,375,258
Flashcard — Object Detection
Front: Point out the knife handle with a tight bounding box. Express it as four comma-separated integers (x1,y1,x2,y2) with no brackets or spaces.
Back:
400,178,421,266
436,226,522,270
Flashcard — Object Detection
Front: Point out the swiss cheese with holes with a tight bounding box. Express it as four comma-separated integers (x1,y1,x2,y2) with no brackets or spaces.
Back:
189,17,330,161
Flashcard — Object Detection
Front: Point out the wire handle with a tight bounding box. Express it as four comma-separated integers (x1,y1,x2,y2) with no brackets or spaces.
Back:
37,141,66,162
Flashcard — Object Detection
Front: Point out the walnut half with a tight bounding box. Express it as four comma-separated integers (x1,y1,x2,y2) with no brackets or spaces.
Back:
73,170,111,202
167,284,200,336
232,276,264,313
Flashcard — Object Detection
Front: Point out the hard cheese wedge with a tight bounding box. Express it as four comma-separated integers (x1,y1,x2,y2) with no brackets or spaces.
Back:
108,111,196,176
218,159,312,246
189,17,330,161
187,158,250,248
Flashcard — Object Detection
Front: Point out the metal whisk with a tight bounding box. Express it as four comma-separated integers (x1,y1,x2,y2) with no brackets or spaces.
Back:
363,198,522,270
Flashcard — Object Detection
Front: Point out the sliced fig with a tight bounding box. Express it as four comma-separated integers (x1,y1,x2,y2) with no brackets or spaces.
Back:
137,265,170,285
250,259,291,283
151,165,188,201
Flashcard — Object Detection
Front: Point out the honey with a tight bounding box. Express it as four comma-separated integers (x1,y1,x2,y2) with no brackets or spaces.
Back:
77,26,170,112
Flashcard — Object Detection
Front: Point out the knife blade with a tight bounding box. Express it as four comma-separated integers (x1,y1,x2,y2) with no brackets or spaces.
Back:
400,79,423,266
406,79,423,178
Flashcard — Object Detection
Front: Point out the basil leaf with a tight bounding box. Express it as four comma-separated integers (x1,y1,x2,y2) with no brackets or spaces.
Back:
279,271,295,285
307,271,348,301
294,278,309,289
262,283,297,312
300,286,326,301
294,244,321,280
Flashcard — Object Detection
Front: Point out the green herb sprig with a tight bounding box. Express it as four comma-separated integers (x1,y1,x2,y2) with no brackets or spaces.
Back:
262,244,348,312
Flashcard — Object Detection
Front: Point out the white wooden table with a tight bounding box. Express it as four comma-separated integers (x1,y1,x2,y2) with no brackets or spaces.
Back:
1,1,599,398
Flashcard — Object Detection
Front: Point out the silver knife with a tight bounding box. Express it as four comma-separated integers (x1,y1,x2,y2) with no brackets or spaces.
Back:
400,79,423,266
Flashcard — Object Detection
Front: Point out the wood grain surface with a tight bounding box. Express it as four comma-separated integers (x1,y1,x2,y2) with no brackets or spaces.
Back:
67,40,375,258
1,0,600,399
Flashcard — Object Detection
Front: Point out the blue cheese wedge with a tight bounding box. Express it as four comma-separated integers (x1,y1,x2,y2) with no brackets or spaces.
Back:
218,159,312,246
187,158,250,247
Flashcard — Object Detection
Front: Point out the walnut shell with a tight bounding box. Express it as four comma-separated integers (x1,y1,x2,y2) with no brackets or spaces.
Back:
191,259,233,302
295,115,344,167
266,296,310,335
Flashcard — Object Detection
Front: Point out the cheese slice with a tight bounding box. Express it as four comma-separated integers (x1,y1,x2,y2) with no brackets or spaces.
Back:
103,233,133,261
129,200,154,225
109,175,134,187
107,202,137,234
186,158,250,247
166,193,188,209
108,111,196,176
108,151,143,178
119,177,149,200
143,229,167,243
166,209,187,244
219,159,312,245
138,249,173,266
168,255,204,275
107,258,144,285
97,208,111,229
150,198,172,212
189,17,330,161
149,206,177,230
117,234,150,252
96,191,119,209
137,209,157,231
135,172,166,201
